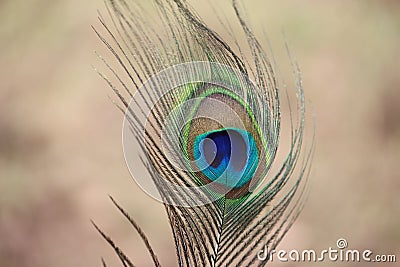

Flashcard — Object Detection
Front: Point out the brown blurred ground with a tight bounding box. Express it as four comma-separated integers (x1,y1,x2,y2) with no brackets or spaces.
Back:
0,0,399,266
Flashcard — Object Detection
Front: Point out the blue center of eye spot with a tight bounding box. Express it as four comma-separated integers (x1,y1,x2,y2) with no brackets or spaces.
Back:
193,128,259,189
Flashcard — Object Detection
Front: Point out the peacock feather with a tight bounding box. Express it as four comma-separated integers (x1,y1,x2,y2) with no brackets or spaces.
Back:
93,0,315,266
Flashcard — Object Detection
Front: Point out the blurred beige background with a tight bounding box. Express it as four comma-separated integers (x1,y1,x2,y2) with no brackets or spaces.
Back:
0,0,399,266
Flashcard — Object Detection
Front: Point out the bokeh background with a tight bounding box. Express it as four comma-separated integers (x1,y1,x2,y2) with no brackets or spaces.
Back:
0,0,399,266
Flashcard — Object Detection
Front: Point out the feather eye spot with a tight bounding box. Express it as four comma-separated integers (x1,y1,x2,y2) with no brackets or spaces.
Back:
193,128,259,189
122,62,286,204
